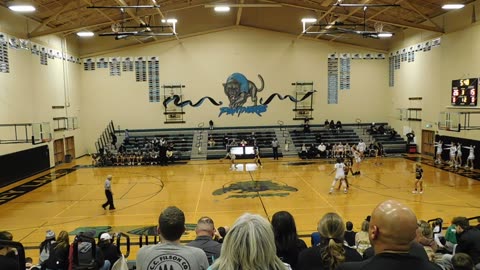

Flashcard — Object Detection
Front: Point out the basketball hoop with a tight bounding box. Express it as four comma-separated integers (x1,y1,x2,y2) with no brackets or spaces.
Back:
374,22,384,32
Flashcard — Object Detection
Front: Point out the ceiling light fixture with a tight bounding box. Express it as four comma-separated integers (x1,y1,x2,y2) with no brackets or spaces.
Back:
442,4,465,10
161,18,178,23
77,31,95,37
377,32,393,38
8,1,36,12
214,6,230,12
301,18,317,23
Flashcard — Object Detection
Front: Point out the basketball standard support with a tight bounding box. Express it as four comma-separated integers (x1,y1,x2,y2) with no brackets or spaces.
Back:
0,123,52,144
438,111,480,132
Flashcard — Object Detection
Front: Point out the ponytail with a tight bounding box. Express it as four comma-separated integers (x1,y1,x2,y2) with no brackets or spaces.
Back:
320,239,346,270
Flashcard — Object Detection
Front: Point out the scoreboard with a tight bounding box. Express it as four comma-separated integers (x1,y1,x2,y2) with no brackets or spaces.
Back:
451,78,478,106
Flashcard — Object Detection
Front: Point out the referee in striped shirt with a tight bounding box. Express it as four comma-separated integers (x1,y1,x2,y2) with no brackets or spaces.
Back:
102,175,116,210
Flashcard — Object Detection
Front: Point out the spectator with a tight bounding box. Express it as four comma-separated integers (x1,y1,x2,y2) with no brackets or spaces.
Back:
98,233,121,270
110,133,117,149
26,257,39,270
442,217,480,268
39,230,56,265
406,130,415,144
337,200,440,270
361,241,430,261
445,221,457,252
344,221,356,248
214,226,228,244
45,230,70,270
209,213,287,270
369,122,377,134
136,206,209,270
271,211,307,269
0,231,18,270
187,216,222,265
378,124,385,135
336,120,343,132
415,220,437,262
389,128,398,140
355,220,371,256
303,121,311,133
329,120,335,131
124,129,129,143
297,213,362,270
452,253,475,270
208,136,216,147
209,120,214,130
324,119,330,129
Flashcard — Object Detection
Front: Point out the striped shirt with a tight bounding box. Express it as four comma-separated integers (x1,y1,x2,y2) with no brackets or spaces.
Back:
104,179,111,191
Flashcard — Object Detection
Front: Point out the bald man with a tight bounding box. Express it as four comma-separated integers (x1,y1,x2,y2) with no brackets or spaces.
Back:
186,216,222,265
337,200,440,270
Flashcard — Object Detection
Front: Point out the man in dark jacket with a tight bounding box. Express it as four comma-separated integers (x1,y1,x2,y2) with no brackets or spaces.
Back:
451,217,480,266
186,216,222,265
337,200,440,270
98,233,121,269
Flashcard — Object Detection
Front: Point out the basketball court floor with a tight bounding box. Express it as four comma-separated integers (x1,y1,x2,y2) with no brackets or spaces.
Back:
1,154,479,261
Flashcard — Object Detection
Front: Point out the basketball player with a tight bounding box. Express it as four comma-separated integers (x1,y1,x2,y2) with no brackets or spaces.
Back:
329,158,347,194
338,157,353,191
412,163,424,194
445,143,457,167
464,145,475,170
317,142,327,158
455,142,463,168
337,142,345,158
434,140,443,164
357,139,366,159
254,148,263,168
223,149,237,170
352,145,362,175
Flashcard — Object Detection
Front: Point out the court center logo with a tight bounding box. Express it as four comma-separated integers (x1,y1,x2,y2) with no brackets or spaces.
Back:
147,254,191,270
219,73,267,117
213,180,298,199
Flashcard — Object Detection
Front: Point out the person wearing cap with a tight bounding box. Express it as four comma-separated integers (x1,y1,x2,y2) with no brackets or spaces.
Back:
98,233,121,270
39,230,56,265
101,175,115,210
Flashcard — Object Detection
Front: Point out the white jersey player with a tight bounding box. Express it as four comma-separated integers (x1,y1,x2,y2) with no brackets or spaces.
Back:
464,145,476,170
434,140,443,164
329,158,348,194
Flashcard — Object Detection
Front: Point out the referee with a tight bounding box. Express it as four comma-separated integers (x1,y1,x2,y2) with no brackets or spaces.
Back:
101,175,116,210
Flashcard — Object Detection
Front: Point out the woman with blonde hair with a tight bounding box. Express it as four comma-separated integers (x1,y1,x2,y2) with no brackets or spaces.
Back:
355,220,371,256
297,213,361,270
416,220,438,262
209,213,288,270
45,230,70,270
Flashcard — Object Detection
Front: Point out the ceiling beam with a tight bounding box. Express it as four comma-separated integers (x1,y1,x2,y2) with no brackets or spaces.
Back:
296,4,335,39
277,1,443,33
403,0,443,32
112,0,152,42
321,0,335,7
329,0,406,42
315,0,373,39
30,2,79,35
236,0,245,26
150,0,180,41
28,1,204,38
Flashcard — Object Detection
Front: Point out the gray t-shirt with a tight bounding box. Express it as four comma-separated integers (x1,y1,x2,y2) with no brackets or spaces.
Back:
136,242,209,270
